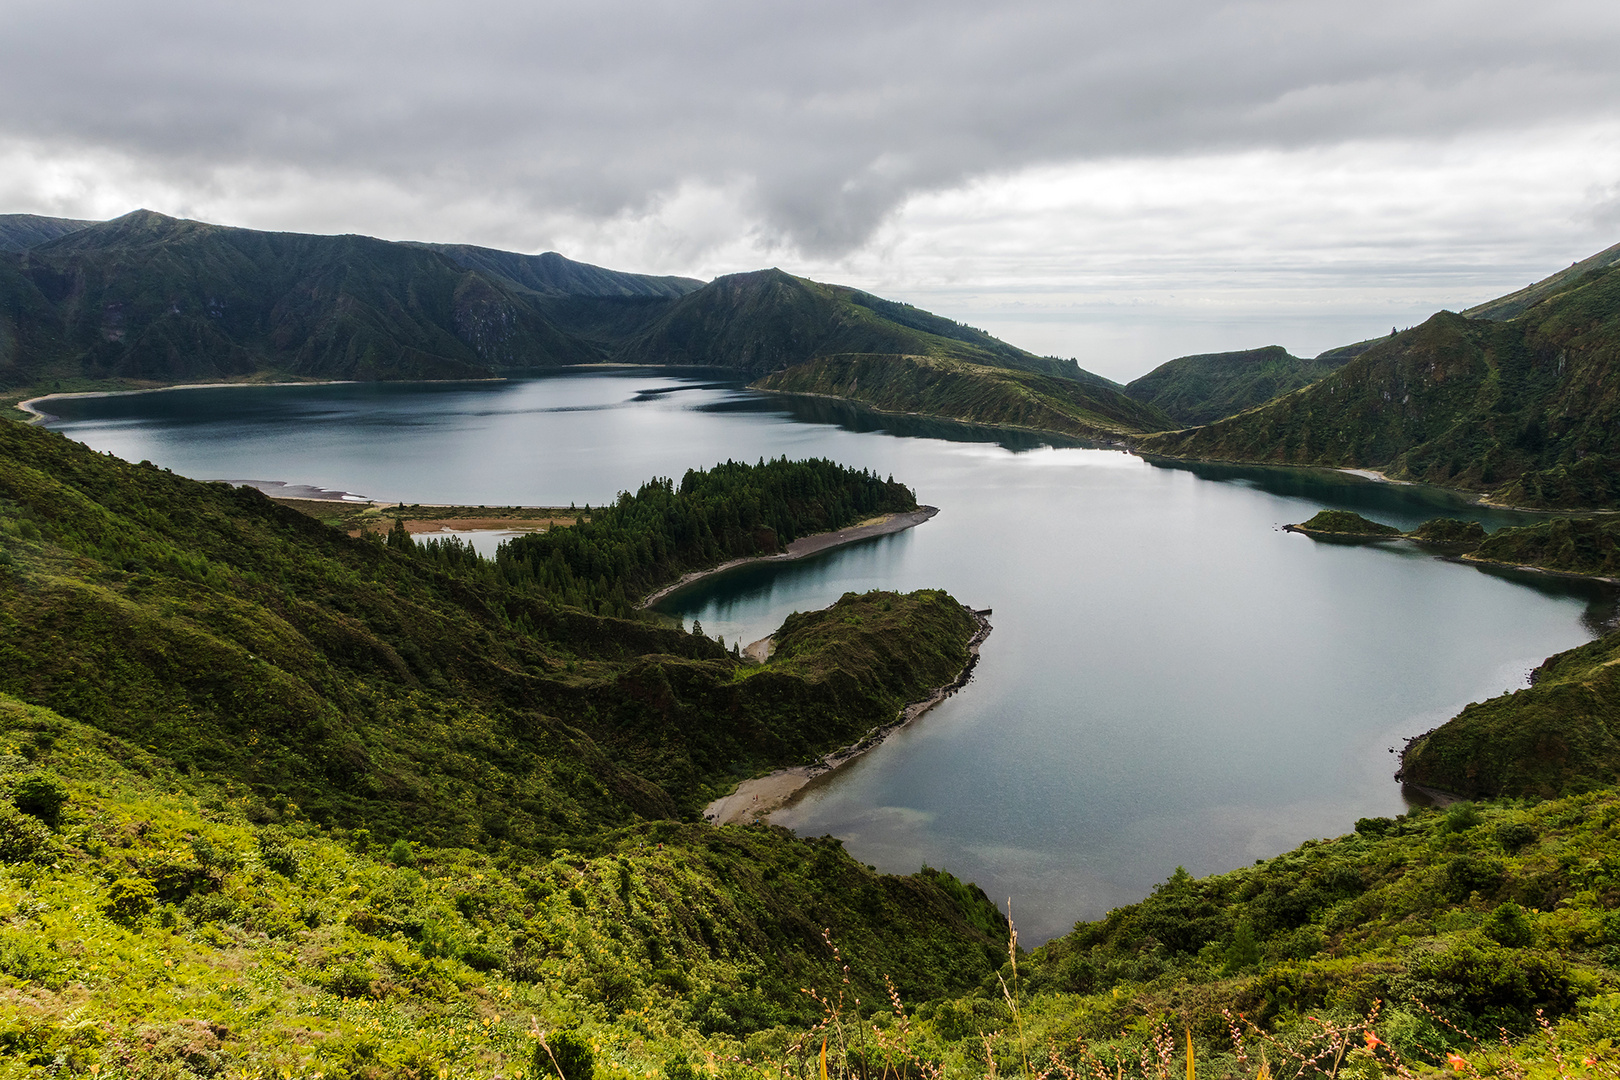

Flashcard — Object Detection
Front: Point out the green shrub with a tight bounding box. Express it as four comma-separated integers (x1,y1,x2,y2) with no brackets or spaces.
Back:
0,803,54,863
102,877,157,922
1443,853,1505,900
10,773,67,828
1496,820,1537,852
1444,801,1482,833
535,1030,594,1080
258,831,301,877
387,839,415,866
663,1059,698,1080
1483,902,1534,947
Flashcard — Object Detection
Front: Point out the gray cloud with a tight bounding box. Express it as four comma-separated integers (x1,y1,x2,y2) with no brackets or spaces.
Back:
5,0,1619,255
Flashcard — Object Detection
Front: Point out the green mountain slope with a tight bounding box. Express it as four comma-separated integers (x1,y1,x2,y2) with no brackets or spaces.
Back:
1139,263,1620,508
1465,240,1620,322
421,243,703,299
618,268,1107,383
0,213,95,253
754,352,1172,438
0,212,1094,400
0,419,1009,1036
0,209,609,389
1123,345,1348,426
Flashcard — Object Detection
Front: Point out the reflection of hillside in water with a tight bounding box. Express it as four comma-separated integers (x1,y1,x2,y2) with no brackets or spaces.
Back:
714,390,1098,453
1144,458,1619,633
1143,456,1556,530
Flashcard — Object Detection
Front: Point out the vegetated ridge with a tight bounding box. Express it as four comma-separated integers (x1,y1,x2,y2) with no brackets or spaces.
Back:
1123,344,1353,426
1139,255,1620,508
0,213,96,253
616,268,1110,384
0,210,1104,398
752,352,1171,438
1464,240,1620,322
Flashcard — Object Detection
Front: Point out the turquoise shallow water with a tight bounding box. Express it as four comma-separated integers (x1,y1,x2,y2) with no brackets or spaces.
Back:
42,371,1609,941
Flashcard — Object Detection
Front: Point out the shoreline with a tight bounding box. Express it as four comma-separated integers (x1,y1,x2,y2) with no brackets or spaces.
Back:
14,380,364,424
639,506,940,608
1452,552,1620,588
703,607,994,826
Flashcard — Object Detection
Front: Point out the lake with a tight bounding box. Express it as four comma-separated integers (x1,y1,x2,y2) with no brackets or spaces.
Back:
39,370,1609,942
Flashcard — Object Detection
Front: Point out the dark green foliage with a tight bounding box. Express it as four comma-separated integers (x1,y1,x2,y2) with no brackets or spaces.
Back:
1409,517,1487,546
754,352,1171,438
500,456,916,615
1142,262,1620,508
102,877,157,922
0,802,53,862
536,1030,595,1080
1471,515,1620,576
1124,345,1346,426
1443,801,1483,832
10,772,67,827
1290,509,1402,536
663,1058,699,1080
1483,902,1535,946
1496,820,1537,852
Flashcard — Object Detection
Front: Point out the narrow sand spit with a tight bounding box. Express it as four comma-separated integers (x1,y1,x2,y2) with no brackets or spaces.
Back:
640,506,938,609
704,608,993,826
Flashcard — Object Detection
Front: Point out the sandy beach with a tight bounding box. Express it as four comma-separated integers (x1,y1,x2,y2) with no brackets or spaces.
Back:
703,607,993,826
640,505,939,608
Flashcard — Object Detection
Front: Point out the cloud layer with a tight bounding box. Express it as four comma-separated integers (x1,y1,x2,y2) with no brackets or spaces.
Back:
5,0,1620,375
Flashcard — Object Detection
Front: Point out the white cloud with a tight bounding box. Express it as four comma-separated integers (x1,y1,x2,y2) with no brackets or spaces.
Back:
5,0,1620,379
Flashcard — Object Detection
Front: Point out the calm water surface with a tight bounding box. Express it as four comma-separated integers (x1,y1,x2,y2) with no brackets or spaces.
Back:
43,371,1608,941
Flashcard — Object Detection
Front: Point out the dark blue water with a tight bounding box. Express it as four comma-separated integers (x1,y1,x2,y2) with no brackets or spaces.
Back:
41,371,1606,941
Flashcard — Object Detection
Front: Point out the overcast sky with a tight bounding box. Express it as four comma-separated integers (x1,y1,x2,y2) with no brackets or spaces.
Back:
4,0,1620,380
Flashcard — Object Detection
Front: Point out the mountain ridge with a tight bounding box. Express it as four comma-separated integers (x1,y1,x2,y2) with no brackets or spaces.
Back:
1137,257,1620,508
0,209,1096,396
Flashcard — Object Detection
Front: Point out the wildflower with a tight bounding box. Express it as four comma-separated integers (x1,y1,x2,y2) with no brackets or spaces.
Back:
1364,1033,1382,1051
1584,1059,1598,1068
1447,1053,1470,1072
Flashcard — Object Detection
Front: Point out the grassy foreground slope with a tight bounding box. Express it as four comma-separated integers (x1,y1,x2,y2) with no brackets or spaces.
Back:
753,353,1171,438
1123,345,1349,427
0,690,1009,1075
1141,262,1620,508
1001,791,1620,1078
